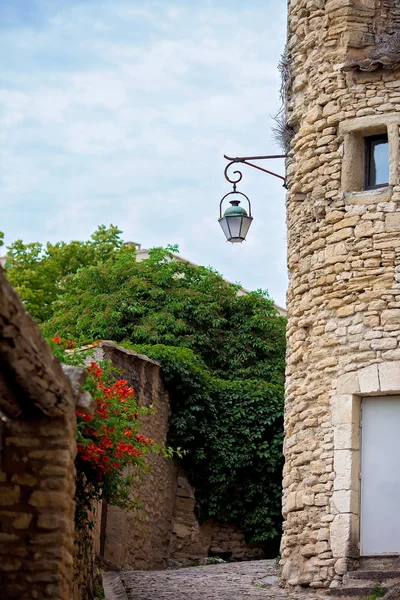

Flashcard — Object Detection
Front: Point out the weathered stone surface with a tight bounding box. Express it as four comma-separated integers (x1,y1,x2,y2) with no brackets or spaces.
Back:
95,343,253,571
106,560,328,600
0,267,91,600
282,0,400,590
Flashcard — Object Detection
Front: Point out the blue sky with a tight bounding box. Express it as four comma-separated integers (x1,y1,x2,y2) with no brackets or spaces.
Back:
1,0,288,306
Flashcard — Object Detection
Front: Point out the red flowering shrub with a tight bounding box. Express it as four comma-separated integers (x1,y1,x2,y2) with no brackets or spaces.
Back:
51,337,155,526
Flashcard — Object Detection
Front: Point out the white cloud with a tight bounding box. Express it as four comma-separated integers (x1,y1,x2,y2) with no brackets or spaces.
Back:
0,0,288,306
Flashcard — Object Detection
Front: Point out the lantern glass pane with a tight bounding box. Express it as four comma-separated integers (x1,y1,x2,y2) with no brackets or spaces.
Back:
227,216,242,239
240,216,253,239
219,217,231,241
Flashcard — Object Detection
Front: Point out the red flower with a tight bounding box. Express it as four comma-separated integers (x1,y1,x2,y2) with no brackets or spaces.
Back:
124,429,133,437
100,437,113,449
88,362,103,378
136,434,154,445
52,335,61,344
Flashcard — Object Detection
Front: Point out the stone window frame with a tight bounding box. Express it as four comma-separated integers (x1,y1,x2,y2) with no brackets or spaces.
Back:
339,113,400,196
330,361,400,568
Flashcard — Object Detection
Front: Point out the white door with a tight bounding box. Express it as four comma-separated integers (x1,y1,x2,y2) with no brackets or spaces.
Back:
361,396,400,555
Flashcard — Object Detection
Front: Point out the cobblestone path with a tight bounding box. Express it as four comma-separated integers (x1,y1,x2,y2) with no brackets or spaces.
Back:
103,560,329,600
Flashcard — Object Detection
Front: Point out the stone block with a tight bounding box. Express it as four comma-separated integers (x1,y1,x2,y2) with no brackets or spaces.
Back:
12,513,32,529
381,309,400,325
318,528,330,541
37,515,68,531
0,532,19,542
11,473,37,486
331,395,357,425
306,105,323,124
378,361,400,392
330,514,358,558
358,364,379,393
334,558,348,575
371,337,397,350
28,450,71,465
336,372,359,394
301,544,317,557
315,541,329,554
173,523,192,539
0,558,22,571
331,490,358,514
0,486,20,507
385,212,400,232
28,491,69,509
333,450,354,491
333,423,358,450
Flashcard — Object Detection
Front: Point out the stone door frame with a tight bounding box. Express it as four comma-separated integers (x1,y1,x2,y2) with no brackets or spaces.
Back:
330,361,400,573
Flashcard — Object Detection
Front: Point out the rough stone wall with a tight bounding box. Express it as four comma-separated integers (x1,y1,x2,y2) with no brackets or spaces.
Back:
95,343,254,569
0,267,93,600
282,0,400,590
168,469,213,564
169,470,256,564
0,415,76,600
94,342,178,569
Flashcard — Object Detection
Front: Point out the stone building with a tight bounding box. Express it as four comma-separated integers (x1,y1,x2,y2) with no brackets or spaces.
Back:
0,267,93,600
281,0,400,594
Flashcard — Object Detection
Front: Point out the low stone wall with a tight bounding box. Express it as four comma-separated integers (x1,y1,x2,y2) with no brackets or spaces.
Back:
94,343,259,570
169,470,256,565
210,523,255,562
94,342,178,570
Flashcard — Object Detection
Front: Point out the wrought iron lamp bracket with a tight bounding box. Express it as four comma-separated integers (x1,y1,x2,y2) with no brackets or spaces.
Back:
223,154,287,190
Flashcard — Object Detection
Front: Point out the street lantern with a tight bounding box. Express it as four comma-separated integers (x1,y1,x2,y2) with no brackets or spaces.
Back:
219,192,253,243
220,153,286,243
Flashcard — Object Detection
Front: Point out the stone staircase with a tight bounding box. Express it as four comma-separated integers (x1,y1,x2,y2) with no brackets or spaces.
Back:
331,558,400,599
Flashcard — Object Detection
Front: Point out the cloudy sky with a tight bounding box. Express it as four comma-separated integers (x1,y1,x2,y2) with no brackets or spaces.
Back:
1,0,288,306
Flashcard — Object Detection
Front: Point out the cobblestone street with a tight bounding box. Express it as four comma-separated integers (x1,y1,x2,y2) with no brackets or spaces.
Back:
103,560,329,600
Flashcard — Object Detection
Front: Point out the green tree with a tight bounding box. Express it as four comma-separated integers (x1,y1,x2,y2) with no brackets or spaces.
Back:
43,246,285,383
41,244,286,548
7,227,286,548
5,225,122,322
124,343,284,546
0,231,4,247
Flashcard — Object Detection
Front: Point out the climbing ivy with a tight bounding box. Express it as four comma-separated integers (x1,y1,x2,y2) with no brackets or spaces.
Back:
37,242,286,549
122,343,284,547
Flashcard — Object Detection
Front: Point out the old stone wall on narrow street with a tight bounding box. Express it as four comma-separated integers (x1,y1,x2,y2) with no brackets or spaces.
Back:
94,342,178,570
94,342,255,570
0,267,93,600
282,0,400,591
169,470,256,564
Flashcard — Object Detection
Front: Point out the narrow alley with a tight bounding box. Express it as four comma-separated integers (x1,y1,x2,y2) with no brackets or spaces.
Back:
103,560,328,600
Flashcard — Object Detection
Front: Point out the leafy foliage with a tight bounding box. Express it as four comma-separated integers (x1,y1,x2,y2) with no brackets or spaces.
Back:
42,246,286,383
9,228,286,547
123,343,284,545
0,232,4,247
5,225,123,322
50,337,155,528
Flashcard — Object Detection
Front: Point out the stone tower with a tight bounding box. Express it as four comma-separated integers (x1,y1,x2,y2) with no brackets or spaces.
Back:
281,0,400,592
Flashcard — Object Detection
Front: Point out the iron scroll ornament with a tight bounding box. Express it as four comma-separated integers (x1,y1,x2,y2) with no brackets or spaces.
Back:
223,154,287,190
219,153,286,242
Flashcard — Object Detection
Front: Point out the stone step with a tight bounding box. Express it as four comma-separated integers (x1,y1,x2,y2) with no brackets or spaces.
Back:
331,584,388,598
347,570,400,581
360,557,400,570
